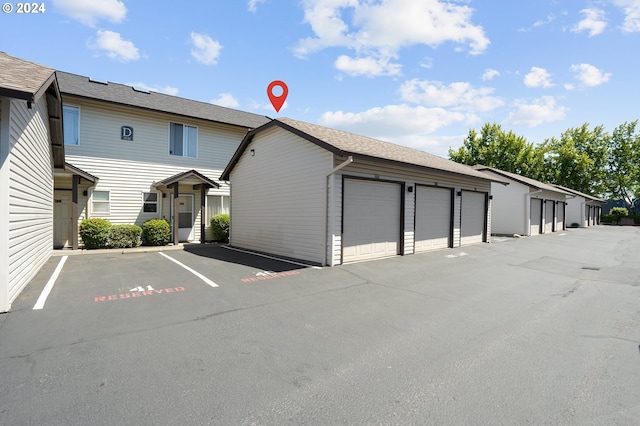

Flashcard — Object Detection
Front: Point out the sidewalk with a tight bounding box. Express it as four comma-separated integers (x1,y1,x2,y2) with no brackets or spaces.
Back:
50,242,220,257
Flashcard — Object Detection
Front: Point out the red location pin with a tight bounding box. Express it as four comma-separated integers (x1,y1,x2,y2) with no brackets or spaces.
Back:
267,80,288,113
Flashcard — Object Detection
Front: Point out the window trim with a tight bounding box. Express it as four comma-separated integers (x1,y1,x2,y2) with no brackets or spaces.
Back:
63,104,81,146
91,189,111,216
142,191,160,214
168,122,198,158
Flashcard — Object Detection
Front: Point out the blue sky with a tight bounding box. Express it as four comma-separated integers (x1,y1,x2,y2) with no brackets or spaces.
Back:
1,0,638,157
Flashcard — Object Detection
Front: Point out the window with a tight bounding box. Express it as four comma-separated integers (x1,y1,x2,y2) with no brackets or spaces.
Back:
207,195,229,219
92,190,110,215
63,106,79,145
142,192,159,213
169,122,197,158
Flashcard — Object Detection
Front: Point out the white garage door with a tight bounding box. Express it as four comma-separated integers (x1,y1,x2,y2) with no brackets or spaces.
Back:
544,200,554,233
530,198,542,235
460,191,486,245
343,179,401,263
415,186,451,252
556,202,565,231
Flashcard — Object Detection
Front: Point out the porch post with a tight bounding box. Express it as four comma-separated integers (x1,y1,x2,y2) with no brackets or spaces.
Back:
172,182,179,244
200,184,207,244
72,175,80,250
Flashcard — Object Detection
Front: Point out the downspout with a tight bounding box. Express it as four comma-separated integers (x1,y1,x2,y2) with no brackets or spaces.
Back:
325,156,353,266
525,189,543,236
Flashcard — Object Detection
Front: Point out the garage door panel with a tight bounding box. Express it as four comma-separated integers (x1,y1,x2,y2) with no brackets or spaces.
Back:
545,200,554,233
556,203,565,231
460,191,486,245
530,199,542,235
415,186,451,252
343,180,401,263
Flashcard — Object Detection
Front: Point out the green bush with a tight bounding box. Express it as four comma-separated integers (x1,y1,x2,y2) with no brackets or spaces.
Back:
630,213,640,224
108,224,142,248
79,218,111,249
210,213,230,242
610,207,629,218
600,214,615,223
142,219,171,246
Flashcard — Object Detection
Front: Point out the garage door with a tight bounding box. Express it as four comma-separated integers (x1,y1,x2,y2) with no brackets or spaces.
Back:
544,200,554,233
460,191,486,245
530,198,542,235
342,179,401,263
556,202,565,231
415,186,452,252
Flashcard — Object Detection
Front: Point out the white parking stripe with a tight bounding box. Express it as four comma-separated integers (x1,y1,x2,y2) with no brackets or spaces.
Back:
221,245,322,269
33,256,68,310
158,252,219,288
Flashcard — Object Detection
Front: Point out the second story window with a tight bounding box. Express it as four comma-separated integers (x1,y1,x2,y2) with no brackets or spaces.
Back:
169,122,197,158
63,105,79,146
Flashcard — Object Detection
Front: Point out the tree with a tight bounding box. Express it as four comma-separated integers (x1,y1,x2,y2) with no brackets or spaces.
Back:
448,123,544,179
541,123,608,196
606,121,640,210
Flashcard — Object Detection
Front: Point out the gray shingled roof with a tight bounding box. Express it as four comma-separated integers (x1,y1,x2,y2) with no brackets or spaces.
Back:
222,117,506,182
56,71,270,130
551,183,602,202
473,165,572,195
0,52,57,102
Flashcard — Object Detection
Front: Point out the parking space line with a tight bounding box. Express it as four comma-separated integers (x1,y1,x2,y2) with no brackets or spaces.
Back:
158,252,219,288
222,246,322,269
33,255,68,310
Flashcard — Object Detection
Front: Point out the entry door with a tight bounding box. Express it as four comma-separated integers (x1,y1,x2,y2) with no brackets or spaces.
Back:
342,179,401,263
54,192,72,248
174,195,195,242
530,199,542,235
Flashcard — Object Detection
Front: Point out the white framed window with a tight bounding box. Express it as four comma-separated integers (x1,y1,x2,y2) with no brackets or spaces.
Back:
63,105,80,145
91,190,110,215
169,122,198,158
207,195,229,219
142,192,159,213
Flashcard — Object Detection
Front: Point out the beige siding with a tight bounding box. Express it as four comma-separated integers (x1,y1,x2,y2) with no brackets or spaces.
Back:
0,97,9,311
230,127,332,264
6,97,53,308
63,96,246,241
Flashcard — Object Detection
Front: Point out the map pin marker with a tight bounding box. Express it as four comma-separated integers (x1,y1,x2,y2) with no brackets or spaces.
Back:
267,80,288,113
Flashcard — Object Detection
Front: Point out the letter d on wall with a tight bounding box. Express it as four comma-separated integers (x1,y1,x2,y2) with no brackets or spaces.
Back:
121,126,134,141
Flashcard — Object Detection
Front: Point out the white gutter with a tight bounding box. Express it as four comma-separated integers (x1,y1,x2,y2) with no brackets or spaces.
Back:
525,189,543,236
325,156,353,266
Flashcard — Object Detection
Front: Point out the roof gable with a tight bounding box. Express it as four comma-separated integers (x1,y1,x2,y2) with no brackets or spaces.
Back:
56,71,270,130
221,117,503,182
0,52,56,103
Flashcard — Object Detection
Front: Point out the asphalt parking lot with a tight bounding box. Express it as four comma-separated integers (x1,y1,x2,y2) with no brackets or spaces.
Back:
1,226,639,425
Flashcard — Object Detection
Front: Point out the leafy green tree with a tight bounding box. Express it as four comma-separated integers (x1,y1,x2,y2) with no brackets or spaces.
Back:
448,123,544,179
606,121,640,210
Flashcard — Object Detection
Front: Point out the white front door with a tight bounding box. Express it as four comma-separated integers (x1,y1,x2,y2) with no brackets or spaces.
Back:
54,192,72,248
174,194,194,242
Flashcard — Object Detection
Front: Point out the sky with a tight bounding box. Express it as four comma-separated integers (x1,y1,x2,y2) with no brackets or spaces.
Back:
1,0,639,158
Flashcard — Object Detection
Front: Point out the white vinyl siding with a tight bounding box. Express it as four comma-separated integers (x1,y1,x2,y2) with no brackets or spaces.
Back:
414,186,452,252
342,179,401,263
62,96,246,242
3,97,53,311
484,175,529,236
230,127,332,265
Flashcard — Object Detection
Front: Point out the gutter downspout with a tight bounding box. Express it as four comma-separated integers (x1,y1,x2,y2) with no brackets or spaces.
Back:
325,156,353,266
525,189,543,236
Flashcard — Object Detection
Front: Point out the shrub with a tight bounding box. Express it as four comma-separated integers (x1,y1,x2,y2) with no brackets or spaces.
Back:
142,219,171,246
630,213,640,224
600,214,615,224
210,213,230,242
570,222,580,228
610,207,629,218
108,224,142,248
79,218,111,249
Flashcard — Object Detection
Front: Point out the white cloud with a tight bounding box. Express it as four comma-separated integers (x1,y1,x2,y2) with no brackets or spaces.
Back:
399,79,504,112
53,0,126,27
127,82,178,96
571,8,607,36
570,63,611,86
211,93,240,108
334,54,401,77
482,69,500,81
611,0,640,32
294,0,489,74
504,96,568,127
524,67,553,88
248,0,266,13
91,30,139,62
190,32,223,65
